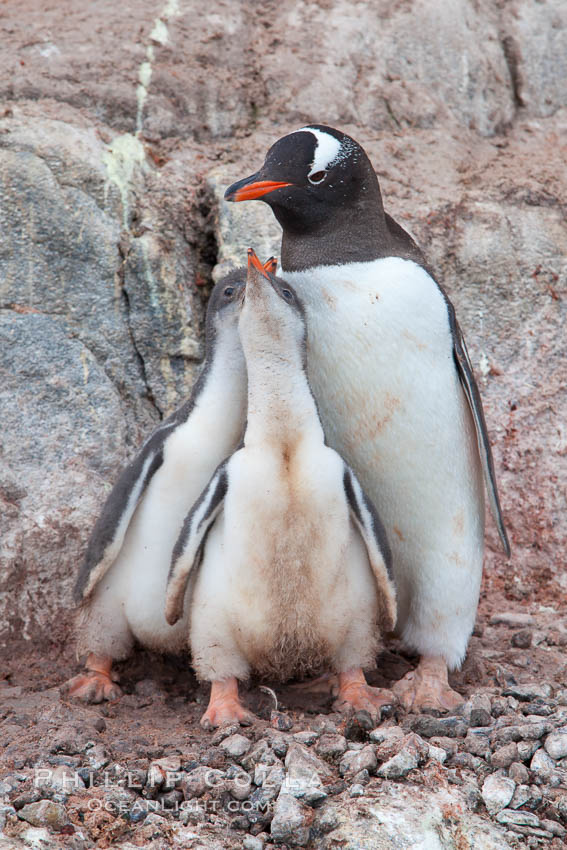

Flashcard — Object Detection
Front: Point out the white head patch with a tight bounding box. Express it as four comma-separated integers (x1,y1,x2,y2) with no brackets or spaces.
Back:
293,127,341,178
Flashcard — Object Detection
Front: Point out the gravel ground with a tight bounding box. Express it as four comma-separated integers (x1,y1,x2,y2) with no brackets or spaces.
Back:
2,587,567,849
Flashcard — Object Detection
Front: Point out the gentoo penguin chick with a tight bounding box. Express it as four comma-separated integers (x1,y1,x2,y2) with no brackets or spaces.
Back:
225,126,510,712
165,249,396,730
62,261,276,703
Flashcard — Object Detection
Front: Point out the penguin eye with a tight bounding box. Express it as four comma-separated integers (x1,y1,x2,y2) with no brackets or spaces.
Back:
308,170,327,185
223,286,235,297
281,289,293,301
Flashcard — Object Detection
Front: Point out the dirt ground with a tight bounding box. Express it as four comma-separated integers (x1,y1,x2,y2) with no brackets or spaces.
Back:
2,572,567,848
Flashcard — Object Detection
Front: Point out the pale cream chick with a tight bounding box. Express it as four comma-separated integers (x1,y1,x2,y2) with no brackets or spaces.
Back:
166,250,396,729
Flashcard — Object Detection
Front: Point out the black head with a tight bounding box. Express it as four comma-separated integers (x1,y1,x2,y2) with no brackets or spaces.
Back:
225,125,382,237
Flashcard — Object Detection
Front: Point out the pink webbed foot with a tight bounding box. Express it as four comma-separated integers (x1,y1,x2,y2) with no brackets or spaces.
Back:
60,654,122,704
333,668,396,722
392,655,464,713
201,677,257,730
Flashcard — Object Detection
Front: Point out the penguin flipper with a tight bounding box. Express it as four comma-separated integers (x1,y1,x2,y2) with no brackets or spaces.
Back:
74,425,174,604
165,461,229,626
448,310,511,557
343,466,397,633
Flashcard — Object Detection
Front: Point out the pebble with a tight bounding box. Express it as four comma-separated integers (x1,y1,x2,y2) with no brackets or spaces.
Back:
270,793,310,846
429,736,458,756
349,783,365,797
315,807,340,833
86,743,109,771
545,729,567,760
211,725,239,745
427,745,447,765
541,819,567,838
530,748,556,779
147,755,181,790
182,766,224,799
221,734,252,760
463,730,491,757
227,769,252,801
17,800,70,830
481,772,516,815
410,716,468,739
293,730,318,746
243,836,265,850
496,809,541,828
369,726,405,745
490,743,519,769
517,720,553,739
503,683,553,702
269,734,289,759
271,711,294,731
377,748,419,779
315,734,347,761
509,784,530,809
490,612,535,627
344,710,374,741
285,744,329,805
461,693,492,727
508,762,530,784
92,717,106,733
511,630,532,648
517,740,541,762
343,744,377,777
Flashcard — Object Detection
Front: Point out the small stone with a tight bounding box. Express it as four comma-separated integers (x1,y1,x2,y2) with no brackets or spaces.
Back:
545,730,567,760
496,809,541,828
221,734,252,760
521,701,554,717
344,744,377,777
503,683,553,702
181,766,224,799
430,736,458,756
284,744,329,805
470,708,493,728
349,783,365,797
511,630,532,648
227,769,252,801
508,762,530,784
93,717,106,733
492,726,522,745
147,755,182,790
410,716,469,739
353,769,370,785
517,740,541,762
315,733,347,762
271,711,293,731
243,836,265,850
86,743,109,771
428,745,447,764
211,725,239,745
200,746,227,769
310,715,337,735
378,748,419,779
344,710,374,741
509,784,531,809
269,734,289,759
491,743,519,769
481,772,516,815
460,693,492,724
490,697,508,718
314,806,340,833
541,819,567,838
530,748,556,778
369,725,405,745
463,730,491,757
517,720,553,739
270,793,311,846
293,730,318,746
490,612,535,628
450,752,486,772
18,800,70,830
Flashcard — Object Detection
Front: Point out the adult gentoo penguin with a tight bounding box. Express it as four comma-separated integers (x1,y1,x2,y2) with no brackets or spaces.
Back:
165,249,397,729
62,262,276,702
224,126,510,711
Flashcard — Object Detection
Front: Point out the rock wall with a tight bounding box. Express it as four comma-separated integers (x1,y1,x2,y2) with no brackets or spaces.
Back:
1,0,566,650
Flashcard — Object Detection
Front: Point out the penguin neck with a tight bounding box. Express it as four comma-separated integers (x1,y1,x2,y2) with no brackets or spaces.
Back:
273,166,425,273
243,348,323,448
197,326,246,422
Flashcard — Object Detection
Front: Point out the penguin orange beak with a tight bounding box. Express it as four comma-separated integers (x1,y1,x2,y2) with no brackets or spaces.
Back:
263,256,277,275
225,174,292,202
247,248,270,278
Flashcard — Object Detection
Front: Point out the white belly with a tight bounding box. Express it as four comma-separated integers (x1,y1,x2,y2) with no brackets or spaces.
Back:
285,257,485,667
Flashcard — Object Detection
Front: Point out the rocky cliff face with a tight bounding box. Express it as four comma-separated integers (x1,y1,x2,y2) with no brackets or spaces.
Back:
1,0,566,652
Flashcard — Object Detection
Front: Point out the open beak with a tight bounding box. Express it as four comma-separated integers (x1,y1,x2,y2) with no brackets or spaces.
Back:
247,248,270,279
225,173,292,202
263,256,277,275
